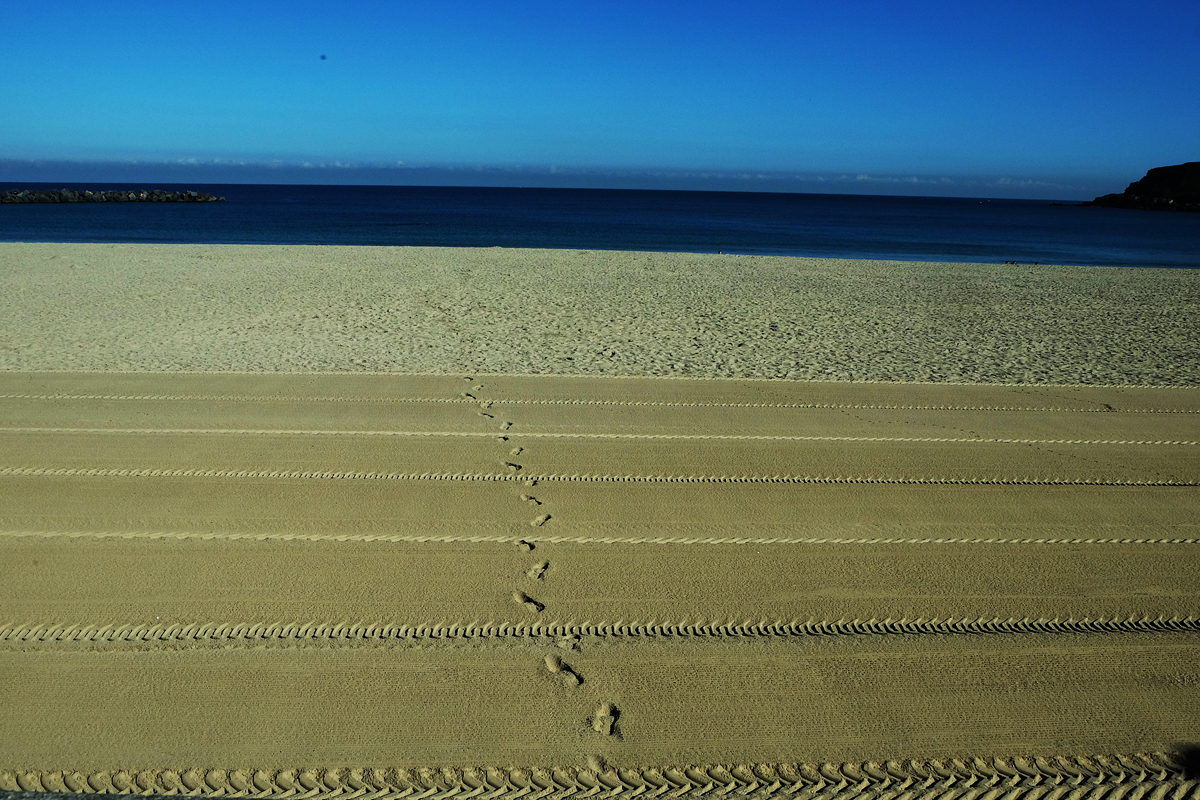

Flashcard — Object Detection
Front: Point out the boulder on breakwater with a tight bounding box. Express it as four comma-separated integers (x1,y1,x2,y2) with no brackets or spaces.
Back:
0,188,225,203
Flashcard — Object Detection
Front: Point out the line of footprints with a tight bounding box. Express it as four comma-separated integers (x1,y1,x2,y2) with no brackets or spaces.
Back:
517,540,619,742
464,377,620,743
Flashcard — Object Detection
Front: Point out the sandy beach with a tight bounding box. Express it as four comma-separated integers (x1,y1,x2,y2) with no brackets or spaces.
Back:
1,244,1198,797
2,243,1199,383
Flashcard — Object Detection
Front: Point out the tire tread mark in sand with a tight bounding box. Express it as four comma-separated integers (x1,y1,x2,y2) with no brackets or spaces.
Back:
5,614,1199,647
2,752,1196,798
473,398,1200,412
0,394,484,404
3,467,1197,486
7,429,1198,445
6,530,1199,545
1029,439,1180,486
5,393,1197,413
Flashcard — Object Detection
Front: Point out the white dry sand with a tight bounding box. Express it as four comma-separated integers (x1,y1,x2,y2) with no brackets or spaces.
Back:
1,243,1198,383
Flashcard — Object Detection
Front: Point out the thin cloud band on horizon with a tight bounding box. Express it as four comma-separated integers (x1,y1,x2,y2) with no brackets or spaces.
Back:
0,157,1097,198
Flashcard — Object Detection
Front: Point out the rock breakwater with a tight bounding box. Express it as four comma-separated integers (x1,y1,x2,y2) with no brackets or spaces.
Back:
0,188,225,203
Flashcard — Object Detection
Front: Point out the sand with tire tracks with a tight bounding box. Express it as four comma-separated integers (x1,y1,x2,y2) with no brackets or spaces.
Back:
1,244,1198,797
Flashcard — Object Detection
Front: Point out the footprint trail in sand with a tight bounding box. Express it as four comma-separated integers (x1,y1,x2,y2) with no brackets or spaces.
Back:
1,371,1198,798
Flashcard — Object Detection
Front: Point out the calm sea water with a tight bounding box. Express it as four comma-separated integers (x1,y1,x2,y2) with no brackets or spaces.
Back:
1,183,1197,267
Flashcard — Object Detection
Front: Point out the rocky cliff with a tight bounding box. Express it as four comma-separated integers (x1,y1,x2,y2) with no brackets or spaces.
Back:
0,188,224,203
1085,162,1200,212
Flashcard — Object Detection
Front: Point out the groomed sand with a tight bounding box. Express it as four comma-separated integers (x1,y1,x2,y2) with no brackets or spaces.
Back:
1,244,1198,798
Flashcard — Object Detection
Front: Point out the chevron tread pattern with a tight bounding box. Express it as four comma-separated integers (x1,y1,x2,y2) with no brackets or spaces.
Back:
4,615,1199,647
2,753,1197,799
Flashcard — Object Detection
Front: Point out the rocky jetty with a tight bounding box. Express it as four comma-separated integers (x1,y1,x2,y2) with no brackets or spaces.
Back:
0,188,225,203
1084,162,1200,212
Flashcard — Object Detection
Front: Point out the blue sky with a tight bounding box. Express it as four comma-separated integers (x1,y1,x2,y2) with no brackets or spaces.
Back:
2,0,1197,198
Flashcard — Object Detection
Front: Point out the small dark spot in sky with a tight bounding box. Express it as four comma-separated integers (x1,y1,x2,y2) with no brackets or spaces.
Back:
320,54,327,60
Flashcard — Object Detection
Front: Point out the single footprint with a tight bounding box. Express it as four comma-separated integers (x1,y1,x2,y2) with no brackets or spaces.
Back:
516,539,535,552
510,446,524,456
478,411,494,419
513,591,544,613
520,494,541,505
499,421,513,431
544,654,581,686
530,514,550,527
527,560,548,580
524,478,537,487
505,462,523,473
591,703,618,735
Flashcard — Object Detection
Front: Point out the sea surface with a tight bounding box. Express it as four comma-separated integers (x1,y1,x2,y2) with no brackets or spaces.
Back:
1,183,1197,267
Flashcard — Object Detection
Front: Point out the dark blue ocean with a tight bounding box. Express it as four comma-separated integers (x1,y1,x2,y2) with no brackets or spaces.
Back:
1,183,1197,267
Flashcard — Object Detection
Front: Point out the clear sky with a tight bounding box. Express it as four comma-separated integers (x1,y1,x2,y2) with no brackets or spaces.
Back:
2,0,1197,199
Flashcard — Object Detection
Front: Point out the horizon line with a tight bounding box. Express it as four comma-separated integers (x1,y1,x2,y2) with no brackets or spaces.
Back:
0,158,1111,200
